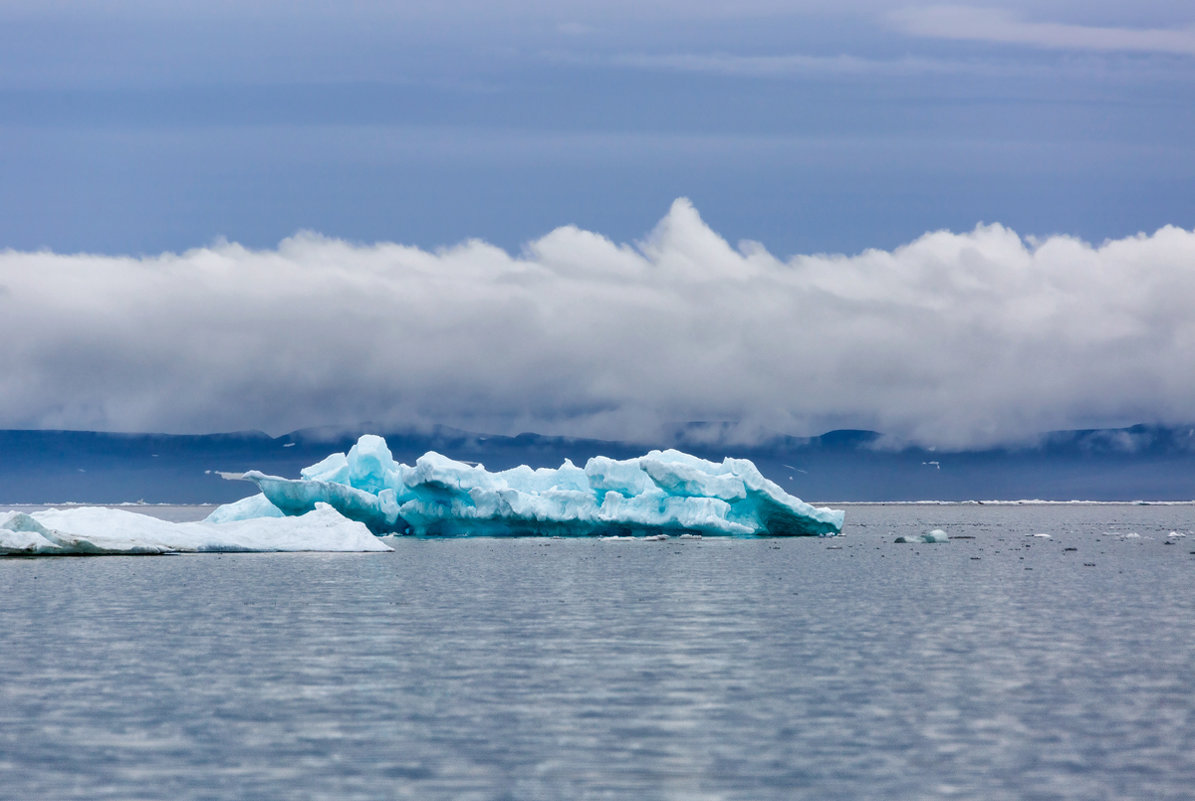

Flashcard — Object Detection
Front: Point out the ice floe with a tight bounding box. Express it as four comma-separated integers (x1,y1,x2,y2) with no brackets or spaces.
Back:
1,504,390,556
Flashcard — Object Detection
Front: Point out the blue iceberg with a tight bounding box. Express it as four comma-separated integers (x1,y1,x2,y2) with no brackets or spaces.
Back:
210,435,845,538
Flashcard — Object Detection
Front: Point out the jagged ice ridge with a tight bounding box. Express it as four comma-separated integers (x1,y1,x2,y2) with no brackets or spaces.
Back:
211,435,844,538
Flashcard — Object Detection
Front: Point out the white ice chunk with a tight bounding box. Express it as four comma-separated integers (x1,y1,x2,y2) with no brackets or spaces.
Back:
203,492,284,523
895,528,949,543
300,452,350,483
2,505,391,555
584,455,654,497
640,454,746,501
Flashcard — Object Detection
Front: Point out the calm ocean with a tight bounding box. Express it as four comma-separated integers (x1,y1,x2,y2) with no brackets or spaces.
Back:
3,503,1193,800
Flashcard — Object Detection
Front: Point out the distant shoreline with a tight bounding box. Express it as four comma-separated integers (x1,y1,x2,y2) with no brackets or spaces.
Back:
6,425,1195,505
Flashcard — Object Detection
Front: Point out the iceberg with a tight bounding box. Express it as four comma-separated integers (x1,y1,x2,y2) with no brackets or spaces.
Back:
211,435,845,538
0,504,391,556
2,436,843,555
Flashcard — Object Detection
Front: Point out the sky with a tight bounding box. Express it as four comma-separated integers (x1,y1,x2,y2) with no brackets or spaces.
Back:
1,1,1194,448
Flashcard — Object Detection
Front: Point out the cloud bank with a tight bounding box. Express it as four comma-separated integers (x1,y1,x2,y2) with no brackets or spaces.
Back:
3,199,1194,448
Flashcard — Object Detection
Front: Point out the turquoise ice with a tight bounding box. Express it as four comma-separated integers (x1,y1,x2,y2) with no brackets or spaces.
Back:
211,435,845,538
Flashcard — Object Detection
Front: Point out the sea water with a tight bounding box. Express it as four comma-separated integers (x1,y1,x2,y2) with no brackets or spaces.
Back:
2,503,1193,800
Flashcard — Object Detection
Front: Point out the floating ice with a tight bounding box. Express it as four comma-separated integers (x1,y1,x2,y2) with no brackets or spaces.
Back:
895,528,949,543
211,435,844,538
204,492,285,524
0,504,390,556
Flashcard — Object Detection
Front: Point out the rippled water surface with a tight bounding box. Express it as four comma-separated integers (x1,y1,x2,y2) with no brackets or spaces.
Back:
3,503,1194,800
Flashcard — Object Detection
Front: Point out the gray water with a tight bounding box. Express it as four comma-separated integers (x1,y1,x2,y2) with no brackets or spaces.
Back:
2,503,1194,800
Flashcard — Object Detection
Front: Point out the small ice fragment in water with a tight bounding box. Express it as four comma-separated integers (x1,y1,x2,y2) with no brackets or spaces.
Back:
895,528,949,544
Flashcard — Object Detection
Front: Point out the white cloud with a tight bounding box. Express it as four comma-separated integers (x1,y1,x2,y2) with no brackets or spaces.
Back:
2,199,1194,448
894,5,1195,55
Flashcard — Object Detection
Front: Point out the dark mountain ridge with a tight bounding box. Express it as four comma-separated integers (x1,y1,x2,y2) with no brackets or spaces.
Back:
1,423,1193,504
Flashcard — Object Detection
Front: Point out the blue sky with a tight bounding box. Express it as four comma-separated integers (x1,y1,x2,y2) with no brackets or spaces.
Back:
3,1,1193,255
2,2,1195,446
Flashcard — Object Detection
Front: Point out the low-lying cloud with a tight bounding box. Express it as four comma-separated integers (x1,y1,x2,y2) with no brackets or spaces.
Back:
3,198,1194,449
